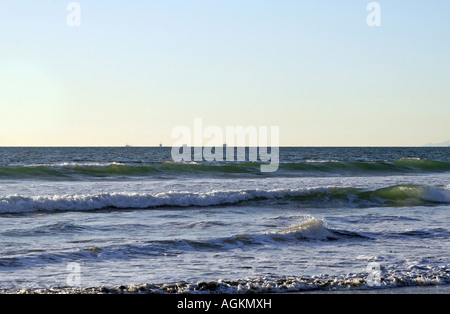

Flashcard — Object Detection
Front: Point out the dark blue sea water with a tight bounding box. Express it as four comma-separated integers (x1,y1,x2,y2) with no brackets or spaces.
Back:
0,147,449,292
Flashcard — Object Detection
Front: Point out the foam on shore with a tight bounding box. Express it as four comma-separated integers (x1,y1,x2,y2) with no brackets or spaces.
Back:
2,267,448,294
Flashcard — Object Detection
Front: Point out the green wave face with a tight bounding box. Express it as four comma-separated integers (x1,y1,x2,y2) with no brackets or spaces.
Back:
370,184,450,205
0,159,449,179
282,159,450,173
392,159,450,171
308,185,450,207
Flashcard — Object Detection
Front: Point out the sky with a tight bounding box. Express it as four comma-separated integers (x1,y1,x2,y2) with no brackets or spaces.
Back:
0,0,449,146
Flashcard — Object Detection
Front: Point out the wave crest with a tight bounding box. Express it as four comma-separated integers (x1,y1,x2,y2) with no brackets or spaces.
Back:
0,185,449,214
276,217,333,240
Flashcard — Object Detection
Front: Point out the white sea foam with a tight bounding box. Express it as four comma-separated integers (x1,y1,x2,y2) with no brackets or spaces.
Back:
3,267,449,294
421,185,450,203
1,184,449,214
275,217,333,240
0,189,310,213
0,186,333,213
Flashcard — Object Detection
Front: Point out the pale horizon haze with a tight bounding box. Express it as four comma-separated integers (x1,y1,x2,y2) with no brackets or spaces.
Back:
1,0,449,147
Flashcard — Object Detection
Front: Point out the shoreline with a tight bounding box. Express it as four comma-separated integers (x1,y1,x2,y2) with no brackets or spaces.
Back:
1,285,449,295
1,274,449,294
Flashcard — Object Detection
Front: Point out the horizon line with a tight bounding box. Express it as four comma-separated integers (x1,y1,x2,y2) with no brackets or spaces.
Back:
0,145,448,148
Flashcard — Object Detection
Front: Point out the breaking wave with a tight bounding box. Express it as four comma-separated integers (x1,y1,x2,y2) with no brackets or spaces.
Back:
1,184,449,214
0,217,369,269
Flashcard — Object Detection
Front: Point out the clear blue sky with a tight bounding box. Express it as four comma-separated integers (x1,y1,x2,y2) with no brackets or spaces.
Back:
0,0,449,146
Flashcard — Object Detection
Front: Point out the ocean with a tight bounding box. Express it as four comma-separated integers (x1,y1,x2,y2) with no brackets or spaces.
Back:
0,147,449,293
